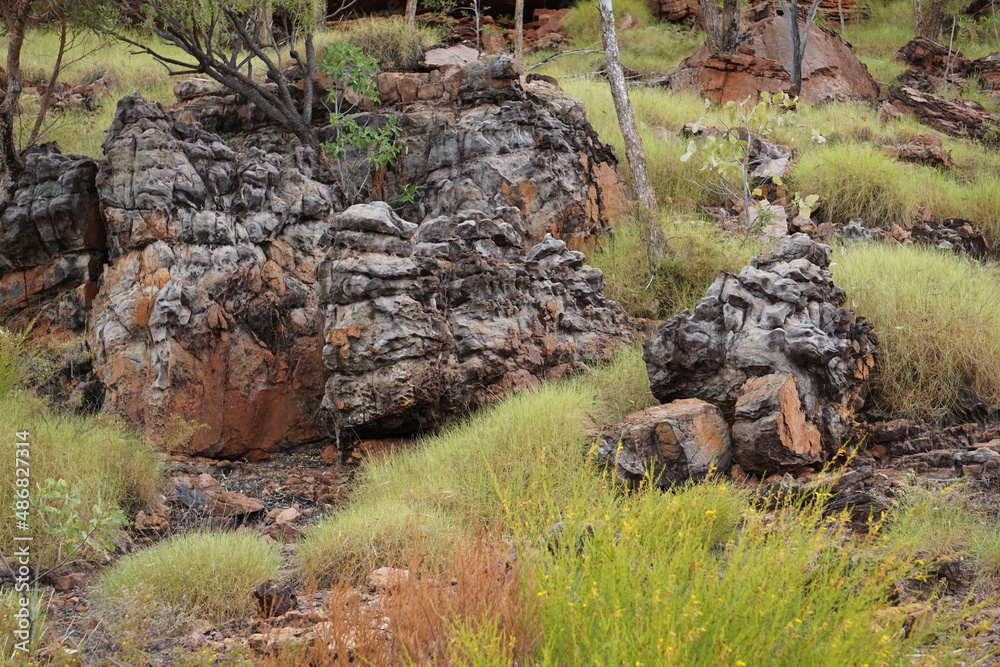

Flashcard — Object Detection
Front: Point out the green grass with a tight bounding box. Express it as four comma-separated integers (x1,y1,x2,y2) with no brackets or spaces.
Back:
833,242,1000,421
886,479,990,560
334,16,442,70
519,479,977,666
297,348,655,584
0,331,160,560
94,531,283,623
589,216,763,318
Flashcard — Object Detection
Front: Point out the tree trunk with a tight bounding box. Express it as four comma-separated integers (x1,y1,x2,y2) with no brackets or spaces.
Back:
701,0,741,53
777,0,822,96
598,0,665,256
0,0,33,201
405,0,418,28
913,0,923,35
514,0,524,73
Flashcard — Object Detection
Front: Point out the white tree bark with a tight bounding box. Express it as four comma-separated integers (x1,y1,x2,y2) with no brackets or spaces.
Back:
405,0,418,28
514,0,524,73
598,0,665,255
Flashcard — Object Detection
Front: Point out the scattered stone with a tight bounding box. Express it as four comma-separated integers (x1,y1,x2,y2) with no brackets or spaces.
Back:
167,474,265,518
134,507,171,533
596,399,733,488
644,234,877,473
882,134,954,168
254,580,297,618
366,567,411,591
173,76,225,101
896,37,972,75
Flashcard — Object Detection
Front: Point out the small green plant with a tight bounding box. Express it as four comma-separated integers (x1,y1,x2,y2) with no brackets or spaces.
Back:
424,0,460,18
161,414,209,453
680,92,814,238
392,183,424,209
321,41,405,205
32,477,126,576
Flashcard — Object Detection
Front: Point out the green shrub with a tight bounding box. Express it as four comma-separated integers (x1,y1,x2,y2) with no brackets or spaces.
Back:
94,531,283,622
334,16,441,70
833,242,1000,420
522,479,973,666
0,391,160,558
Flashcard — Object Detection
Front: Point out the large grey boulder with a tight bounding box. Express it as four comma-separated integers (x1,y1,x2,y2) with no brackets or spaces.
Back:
644,234,877,473
90,94,330,460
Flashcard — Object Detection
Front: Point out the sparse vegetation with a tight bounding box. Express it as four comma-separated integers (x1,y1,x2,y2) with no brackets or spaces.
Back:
0,342,159,555
94,531,283,623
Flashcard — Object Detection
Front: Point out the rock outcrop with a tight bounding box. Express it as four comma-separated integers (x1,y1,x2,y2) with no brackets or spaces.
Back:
644,234,877,474
896,37,972,75
173,56,627,252
316,202,636,441
889,86,1000,144
597,399,732,488
90,94,330,460
0,145,104,335
662,17,879,105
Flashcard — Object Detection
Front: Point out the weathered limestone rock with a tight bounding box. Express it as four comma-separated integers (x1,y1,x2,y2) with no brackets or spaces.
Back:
667,17,879,105
316,202,636,441
173,57,627,251
597,399,733,488
90,94,329,459
0,145,104,333
644,234,877,473
889,86,1000,143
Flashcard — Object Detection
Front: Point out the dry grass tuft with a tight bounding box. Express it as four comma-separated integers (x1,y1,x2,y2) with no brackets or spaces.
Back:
270,532,537,665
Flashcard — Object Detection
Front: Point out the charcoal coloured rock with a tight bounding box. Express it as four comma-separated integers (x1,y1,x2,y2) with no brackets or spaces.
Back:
316,202,637,442
644,234,877,473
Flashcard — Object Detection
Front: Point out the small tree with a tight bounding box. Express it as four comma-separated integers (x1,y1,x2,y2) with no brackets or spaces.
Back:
514,0,525,73
111,0,351,147
775,0,824,96
598,0,665,259
0,0,112,201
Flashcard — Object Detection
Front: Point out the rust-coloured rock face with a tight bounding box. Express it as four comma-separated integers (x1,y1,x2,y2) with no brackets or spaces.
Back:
675,17,879,105
90,95,330,460
733,373,823,473
699,53,793,105
597,398,733,488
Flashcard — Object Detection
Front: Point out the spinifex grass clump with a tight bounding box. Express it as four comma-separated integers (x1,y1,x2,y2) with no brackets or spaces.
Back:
588,217,763,318
833,242,1000,420
514,478,976,666
0,331,160,559
95,531,283,623
298,349,655,584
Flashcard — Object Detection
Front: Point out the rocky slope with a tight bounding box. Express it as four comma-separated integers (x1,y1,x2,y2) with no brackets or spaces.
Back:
0,57,634,460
